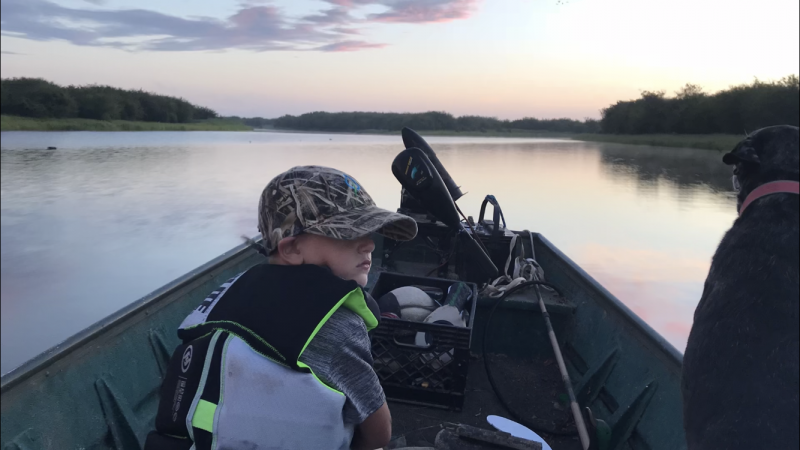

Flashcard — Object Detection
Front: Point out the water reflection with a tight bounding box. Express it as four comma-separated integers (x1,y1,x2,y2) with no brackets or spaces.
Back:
599,144,734,194
1,132,737,373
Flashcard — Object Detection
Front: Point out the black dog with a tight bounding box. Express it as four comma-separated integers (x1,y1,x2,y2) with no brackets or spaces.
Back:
682,125,799,449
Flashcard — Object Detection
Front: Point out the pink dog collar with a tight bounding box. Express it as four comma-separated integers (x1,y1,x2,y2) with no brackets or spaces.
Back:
739,181,800,216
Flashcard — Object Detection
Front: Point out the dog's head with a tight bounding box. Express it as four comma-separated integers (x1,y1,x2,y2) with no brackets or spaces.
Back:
723,125,799,210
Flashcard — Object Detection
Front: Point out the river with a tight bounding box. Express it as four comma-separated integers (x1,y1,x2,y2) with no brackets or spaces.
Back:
0,131,738,374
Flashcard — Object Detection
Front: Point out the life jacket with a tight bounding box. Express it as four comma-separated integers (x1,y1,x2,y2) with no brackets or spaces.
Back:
145,264,379,450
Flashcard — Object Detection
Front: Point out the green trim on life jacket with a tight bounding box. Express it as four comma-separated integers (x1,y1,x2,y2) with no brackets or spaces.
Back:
191,399,217,433
295,287,377,393
297,361,345,396
342,289,379,332
297,287,376,362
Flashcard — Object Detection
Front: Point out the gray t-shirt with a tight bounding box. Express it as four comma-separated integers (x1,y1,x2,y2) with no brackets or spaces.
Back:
299,308,386,425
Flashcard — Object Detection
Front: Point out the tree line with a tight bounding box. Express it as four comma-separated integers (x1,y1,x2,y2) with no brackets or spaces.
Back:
3,75,797,134
1,78,218,123
271,111,601,133
600,76,799,134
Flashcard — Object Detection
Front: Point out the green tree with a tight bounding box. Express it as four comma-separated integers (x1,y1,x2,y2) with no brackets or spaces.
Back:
600,75,798,134
1,78,77,118
0,78,218,123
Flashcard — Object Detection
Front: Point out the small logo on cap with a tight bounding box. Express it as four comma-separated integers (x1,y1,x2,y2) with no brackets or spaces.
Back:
344,175,361,194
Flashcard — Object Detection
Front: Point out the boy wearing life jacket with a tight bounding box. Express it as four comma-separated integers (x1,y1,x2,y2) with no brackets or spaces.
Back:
145,166,418,450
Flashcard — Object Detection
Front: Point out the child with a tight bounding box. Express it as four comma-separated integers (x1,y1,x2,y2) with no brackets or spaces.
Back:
145,166,417,450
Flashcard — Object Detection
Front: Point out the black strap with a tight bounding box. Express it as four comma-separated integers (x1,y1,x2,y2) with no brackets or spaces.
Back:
478,195,507,244
144,431,193,450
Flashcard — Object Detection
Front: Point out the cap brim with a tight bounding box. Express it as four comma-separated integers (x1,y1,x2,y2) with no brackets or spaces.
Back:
303,206,418,242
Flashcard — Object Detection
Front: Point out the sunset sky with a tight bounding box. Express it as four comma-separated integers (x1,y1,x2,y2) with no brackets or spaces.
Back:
1,0,798,119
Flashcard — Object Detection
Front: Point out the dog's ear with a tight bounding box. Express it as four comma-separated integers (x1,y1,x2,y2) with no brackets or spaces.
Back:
722,141,760,166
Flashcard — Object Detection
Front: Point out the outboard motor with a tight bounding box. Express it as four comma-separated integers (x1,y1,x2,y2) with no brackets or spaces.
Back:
401,127,464,201
391,147,499,282
398,127,464,216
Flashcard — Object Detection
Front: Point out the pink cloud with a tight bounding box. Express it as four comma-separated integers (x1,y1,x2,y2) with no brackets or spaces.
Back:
317,0,480,24
330,27,362,35
1,0,479,52
316,40,389,52
369,0,480,23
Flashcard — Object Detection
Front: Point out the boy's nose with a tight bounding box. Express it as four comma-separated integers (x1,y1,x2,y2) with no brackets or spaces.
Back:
357,236,376,253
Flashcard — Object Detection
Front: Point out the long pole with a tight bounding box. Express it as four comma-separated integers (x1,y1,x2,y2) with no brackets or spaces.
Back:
533,283,591,448
527,233,591,449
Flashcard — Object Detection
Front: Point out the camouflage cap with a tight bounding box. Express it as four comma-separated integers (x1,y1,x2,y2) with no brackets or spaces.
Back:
258,165,418,254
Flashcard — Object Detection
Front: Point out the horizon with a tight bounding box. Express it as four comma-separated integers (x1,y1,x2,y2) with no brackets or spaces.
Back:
1,0,798,120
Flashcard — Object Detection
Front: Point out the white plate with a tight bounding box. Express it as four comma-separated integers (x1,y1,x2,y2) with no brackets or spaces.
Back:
486,415,553,450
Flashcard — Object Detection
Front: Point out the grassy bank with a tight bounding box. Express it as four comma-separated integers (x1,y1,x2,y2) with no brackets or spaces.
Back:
573,133,741,151
0,115,252,131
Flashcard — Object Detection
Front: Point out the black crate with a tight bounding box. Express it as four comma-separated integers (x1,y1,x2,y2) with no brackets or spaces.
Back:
369,272,478,410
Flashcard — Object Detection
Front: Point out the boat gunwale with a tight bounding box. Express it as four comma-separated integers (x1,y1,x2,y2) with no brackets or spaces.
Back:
0,237,264,393
535,232,684,368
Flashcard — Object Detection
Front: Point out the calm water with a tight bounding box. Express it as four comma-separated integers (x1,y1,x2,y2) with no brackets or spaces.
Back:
0,131,737,374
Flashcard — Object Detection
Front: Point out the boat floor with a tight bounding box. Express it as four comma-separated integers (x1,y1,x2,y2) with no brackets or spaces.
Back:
389,352,584,450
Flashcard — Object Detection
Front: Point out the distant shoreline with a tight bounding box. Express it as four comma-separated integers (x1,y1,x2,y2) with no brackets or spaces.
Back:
0,115,250,132
1,115,740,151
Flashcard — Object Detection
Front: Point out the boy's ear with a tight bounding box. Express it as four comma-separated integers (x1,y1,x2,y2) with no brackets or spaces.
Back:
276,236,304,265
